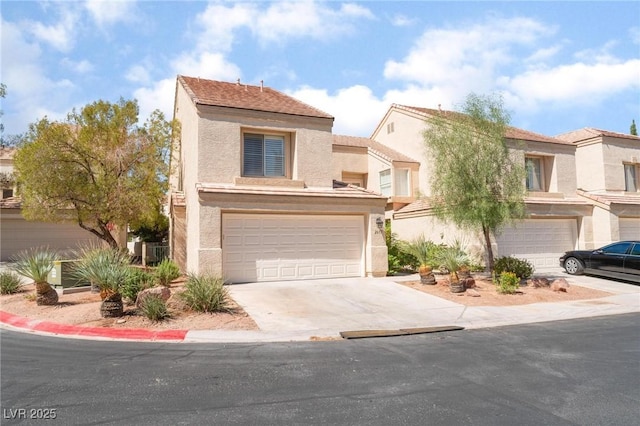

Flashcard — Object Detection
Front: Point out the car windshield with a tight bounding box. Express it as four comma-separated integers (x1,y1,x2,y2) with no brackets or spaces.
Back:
600,242,632,254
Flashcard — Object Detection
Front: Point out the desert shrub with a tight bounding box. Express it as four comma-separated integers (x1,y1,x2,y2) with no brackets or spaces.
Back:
121,268,154,302
179,274,230,313
72,246,132,294
494,256,534,280
385,223,418,274
495,271,520,294
0,271,23,294
139,295,169,321
153,259,181,287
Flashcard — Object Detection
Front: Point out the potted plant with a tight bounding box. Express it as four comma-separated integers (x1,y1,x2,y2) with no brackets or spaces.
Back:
401,235,437,285
436,245,470,293
72,247,131,317
10,247,59,305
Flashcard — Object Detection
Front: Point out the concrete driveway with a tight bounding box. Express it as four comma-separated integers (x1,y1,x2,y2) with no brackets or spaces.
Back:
227,276,465,335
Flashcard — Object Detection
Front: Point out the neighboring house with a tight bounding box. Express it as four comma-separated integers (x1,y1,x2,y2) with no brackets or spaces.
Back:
169,76,388,282
365,104,593,270
0,147,102,261
556,128,640,247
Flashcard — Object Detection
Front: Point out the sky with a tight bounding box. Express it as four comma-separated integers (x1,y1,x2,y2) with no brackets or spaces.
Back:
2,1,639,140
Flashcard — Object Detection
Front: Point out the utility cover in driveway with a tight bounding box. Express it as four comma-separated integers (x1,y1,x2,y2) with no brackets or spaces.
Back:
223,214,364,283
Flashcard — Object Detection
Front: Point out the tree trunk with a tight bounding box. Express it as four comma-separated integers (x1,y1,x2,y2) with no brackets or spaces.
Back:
483,225,495,272
35,281,58,306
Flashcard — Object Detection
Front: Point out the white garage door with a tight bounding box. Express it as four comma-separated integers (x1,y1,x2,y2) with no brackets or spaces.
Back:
496,219,577,270
619,218,640,240
1,218,100,261
223,214,364,283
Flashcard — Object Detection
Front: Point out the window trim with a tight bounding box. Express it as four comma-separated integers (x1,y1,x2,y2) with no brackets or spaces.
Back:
525,156,545,192
624,163,639,192
241,131,290,178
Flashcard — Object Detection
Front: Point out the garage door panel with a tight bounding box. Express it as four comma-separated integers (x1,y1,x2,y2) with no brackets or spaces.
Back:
496,219,577,271
223,214,364,283
619,219,640,240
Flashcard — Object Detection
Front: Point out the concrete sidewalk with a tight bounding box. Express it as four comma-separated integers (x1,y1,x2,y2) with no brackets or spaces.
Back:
1,272,639,343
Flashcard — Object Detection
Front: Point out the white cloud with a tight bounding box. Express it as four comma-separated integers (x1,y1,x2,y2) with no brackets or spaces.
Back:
170,52,241,82
61,58,94,74
502,59,640,110
125,63,152,85
629,26,640,44
390,14,416,27
133,78,176,123
26,6,79,52
84,0,136,27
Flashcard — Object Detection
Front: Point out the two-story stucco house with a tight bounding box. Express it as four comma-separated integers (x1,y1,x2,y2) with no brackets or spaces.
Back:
556,128,640,247
366,104,594,270
169,76,388,282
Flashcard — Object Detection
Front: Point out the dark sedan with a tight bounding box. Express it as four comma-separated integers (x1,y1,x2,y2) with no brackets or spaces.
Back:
559,241,640,283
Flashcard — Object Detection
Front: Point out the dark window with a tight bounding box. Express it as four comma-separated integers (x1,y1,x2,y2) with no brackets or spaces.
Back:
630,244,640,256
2,189,13,199
602,242,632,255
243,133,285,177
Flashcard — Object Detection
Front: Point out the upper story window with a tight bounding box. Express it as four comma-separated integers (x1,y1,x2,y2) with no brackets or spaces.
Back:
379,169,391,197
394,169,410,196
243,133,285,177
525,156,544,191
386,122,395,134
624,163,639,192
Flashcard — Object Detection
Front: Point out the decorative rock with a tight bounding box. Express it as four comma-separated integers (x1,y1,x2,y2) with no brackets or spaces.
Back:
530,277,550,288
551,278,570,292
136,286,171,308
116,319,126,324
466,289,481,297
461,277,476,289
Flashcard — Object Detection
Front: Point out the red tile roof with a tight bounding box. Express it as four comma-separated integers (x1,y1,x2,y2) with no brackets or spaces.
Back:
393,104,571,145
556,128,640,143
332,134,419,163
178,75,334,120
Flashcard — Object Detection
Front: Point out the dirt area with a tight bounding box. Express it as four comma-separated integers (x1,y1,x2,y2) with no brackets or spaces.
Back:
398,274,613,306
0,280,258,331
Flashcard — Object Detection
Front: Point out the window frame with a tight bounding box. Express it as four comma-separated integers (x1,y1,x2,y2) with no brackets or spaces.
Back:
241,131,288,178
394,168,411,197
525,156,545,192
624,163,639,192
379,169,391,197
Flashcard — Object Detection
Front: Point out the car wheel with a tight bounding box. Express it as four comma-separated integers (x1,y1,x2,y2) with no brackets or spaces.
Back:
564,257,584,275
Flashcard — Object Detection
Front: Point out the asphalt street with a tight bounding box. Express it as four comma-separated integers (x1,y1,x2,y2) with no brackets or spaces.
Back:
2,313,639,425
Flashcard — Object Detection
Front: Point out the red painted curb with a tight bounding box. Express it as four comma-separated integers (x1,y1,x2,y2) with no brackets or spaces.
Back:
0,310,187,341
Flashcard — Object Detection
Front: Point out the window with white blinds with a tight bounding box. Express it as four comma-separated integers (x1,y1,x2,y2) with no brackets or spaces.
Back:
243,134,285,177
379,169,391,197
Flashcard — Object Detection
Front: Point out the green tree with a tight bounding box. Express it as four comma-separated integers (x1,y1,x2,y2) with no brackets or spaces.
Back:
631,119,637,136
422,93,526,271
14,99,176,249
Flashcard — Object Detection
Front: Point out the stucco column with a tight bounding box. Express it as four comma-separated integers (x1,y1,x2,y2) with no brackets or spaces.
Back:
366,212,388,277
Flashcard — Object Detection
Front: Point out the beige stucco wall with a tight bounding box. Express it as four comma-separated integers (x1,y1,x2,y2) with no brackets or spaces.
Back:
598,137,640,191
574,141,605,191
194,191,388,277
372,109,432,197
332,145,368,181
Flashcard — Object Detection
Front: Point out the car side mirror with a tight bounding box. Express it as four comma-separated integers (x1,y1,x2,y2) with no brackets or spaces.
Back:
593,249,604,254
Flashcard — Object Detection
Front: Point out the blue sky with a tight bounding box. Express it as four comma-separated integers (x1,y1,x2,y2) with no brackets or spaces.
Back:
2,1,639,139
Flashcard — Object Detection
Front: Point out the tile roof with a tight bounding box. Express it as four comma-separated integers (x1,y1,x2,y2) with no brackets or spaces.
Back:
178,75,334,120
393,104,571,145
0,196,21,208
555,128,640,143
577,190,640,206
332,134,419,163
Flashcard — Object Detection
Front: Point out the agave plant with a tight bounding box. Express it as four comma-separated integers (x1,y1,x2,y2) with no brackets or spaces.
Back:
72,246,132,317
10,247,59,305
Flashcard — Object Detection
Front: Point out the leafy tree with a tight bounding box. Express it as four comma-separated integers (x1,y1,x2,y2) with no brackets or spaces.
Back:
129,203,169,242
14,99,176,249
631,119,637,136
422,93,526,271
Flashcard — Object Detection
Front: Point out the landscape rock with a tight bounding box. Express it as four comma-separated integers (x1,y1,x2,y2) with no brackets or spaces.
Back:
466,289,481,297
551,278,570,292
462,277,476,289
136,286,171,308
530,277,551,288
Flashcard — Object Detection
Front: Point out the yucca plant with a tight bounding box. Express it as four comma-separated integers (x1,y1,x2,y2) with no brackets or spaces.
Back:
10,247,59,305
179,274,230,313
153,258,181,287
72,246,131,317
0,270,24,295
436,244,470,293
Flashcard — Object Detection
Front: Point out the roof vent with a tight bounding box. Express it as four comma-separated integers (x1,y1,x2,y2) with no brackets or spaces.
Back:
260,80,264,92
236,78,240,86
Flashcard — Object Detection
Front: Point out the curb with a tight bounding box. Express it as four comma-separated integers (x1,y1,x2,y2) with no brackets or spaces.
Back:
0,311,188,342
